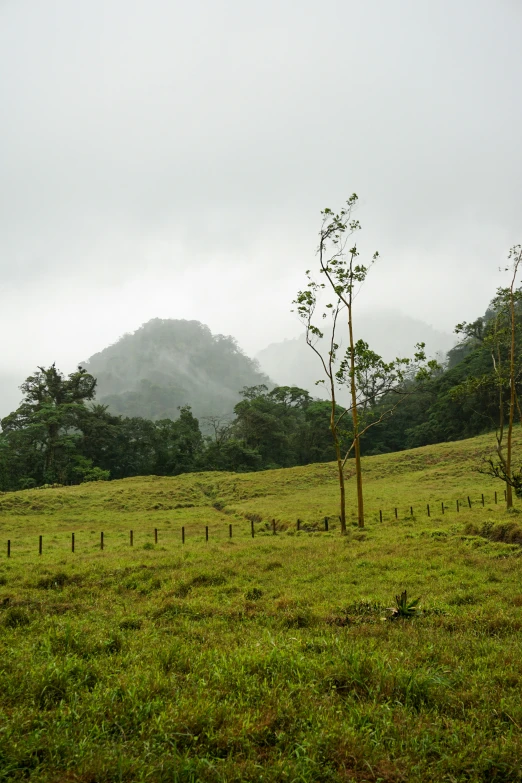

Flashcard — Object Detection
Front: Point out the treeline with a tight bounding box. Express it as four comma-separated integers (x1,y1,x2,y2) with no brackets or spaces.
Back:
0,368,337,491
1,296,520,492
360,300,522,455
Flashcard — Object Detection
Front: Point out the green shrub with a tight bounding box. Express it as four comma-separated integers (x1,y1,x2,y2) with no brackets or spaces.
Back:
464,520,522,545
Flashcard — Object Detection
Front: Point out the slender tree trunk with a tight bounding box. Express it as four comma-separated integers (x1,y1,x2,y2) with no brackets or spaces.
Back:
333,429,347,534
507,386,514,509
496,393,510,507
506,268,518,508
329,374,346,534
491,325,511,507
347,298,364,527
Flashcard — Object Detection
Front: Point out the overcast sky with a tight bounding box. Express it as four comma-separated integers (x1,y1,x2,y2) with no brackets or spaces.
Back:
1,0,521,387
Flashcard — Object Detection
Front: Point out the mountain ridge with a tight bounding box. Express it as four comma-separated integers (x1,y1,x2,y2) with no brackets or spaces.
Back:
81,318,272,421
0,311,456,422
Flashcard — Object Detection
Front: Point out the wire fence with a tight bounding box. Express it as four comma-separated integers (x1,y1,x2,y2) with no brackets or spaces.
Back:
1,488,509,560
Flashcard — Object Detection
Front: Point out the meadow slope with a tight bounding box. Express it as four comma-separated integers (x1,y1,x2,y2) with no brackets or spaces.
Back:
0,432,521,782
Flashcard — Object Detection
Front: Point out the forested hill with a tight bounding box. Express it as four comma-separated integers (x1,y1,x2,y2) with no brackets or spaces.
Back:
82,319,272,421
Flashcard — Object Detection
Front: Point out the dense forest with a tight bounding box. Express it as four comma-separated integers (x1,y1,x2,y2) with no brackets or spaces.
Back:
0,296,520,492
0,369,334,490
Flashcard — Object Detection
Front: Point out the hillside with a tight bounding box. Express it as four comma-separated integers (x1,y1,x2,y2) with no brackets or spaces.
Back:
0,429,518,533
0,431,521,781
81,318,272,421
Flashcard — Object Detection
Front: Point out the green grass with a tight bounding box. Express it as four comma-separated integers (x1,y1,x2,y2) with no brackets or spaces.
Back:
0,432,521,781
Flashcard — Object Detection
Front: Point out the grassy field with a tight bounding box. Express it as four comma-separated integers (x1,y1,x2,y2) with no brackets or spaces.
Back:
0,432,521,782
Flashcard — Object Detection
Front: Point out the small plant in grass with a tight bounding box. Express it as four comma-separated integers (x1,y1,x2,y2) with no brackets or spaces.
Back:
104,633,124,654
388,590,420,620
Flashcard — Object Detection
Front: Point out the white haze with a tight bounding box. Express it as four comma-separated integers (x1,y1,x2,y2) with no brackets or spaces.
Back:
0,0,521,414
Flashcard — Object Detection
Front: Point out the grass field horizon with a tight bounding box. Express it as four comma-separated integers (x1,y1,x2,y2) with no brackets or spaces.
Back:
2,429,521,549
1,430,521,781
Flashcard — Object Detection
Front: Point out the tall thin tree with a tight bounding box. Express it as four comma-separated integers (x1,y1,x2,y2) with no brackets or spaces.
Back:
294,197,435,529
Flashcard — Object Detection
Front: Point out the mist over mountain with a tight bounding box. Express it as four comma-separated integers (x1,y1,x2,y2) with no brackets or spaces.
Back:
255,309,456,397
81,318,272,421
0,311,456,423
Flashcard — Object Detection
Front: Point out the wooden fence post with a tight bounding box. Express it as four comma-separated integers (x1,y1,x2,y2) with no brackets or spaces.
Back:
272,519,276,535
154,528,158,544
495,491,497,504
130,530,133,546
427,504,430,517
467,496,472,508
379,510,383,523
394,508,398,519
71,533,75,553
481,493,485,507
441,502,445,514
100,532,104,550
205,526,209,542
297,519,301,531
7,540,10,558
229,524,232,539
251,520,255,538
182,527,185,544
410,506,413,516
457,500,460,512
324,517,329,531
39,535,42,555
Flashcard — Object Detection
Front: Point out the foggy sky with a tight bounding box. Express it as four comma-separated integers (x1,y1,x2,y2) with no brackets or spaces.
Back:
1,0,521,395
